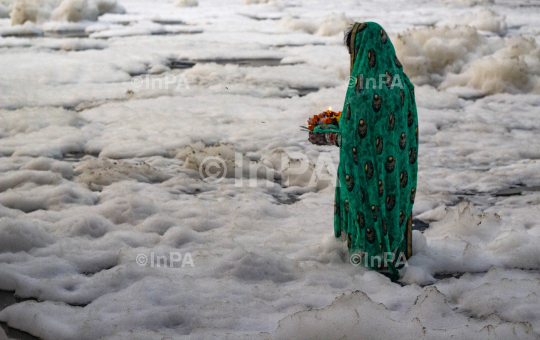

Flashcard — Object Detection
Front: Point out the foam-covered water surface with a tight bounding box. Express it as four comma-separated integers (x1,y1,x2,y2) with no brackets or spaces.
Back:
1,0,540,339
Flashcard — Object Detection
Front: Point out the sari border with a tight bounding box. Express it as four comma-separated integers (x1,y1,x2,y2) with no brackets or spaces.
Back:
406,213,413,259
349,22,360,74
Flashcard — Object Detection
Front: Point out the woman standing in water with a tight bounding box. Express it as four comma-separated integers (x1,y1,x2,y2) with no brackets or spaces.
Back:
309,22,418,281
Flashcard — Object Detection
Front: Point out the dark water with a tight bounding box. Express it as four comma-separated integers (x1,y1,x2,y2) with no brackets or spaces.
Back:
272,194,301,205
43,31,88,38
0,291,40,340
274,42,325,48
196,57,283,67
458,93,487,101
433,272,465,280
170,57,283,69
60,152,99,163
170,60,197,69
151,19,186,25
150,29,203,36
239,13,283,21
493,185,540,196
289,86,320,97
2,27,201,39
448,184,540,209
412,219,430,232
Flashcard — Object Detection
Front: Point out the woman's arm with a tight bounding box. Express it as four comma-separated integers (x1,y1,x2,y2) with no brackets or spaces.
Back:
325,132,341,147
310,124,341,147
308,131,341,147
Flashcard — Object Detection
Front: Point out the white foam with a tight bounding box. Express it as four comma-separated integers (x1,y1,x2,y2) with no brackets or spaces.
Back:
440,36,540,94
243,0,269,4
437,9,507,34
436,266,540,334
0,177,98,212
174,0,197,7
441,0,494,7
88,20,166,38
8,0,57,25
20,156,74,179
392,25,502,86
41,20,88,32
0,36,31,47
0,20,42,36
8,0,125,25
0,218,55,252
38,37,107,50
0,107,86,157
0,3,10,17
74,157,172,190
279,13,352,37
1,0,540,338
410,201,540,276
50,0,101,22
273,286,535,339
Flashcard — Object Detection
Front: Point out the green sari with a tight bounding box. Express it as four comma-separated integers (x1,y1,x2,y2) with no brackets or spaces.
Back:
314,22,418,280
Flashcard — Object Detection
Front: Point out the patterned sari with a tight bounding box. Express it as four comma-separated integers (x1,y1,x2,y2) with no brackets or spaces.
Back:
314,22,418,280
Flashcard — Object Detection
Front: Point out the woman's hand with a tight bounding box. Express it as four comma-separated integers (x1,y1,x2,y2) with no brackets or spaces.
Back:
308,132,328,145
309,132,341,146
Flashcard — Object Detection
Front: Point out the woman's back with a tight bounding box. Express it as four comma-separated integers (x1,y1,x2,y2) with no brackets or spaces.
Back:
313,22,418,280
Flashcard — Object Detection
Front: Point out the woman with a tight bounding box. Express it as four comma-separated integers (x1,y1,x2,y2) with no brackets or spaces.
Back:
310,22,418,281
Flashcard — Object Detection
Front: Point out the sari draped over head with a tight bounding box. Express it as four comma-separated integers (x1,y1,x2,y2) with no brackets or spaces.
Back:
314,22,418,280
